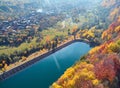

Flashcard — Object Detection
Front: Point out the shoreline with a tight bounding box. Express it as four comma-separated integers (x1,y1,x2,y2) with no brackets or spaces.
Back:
0,39,99,80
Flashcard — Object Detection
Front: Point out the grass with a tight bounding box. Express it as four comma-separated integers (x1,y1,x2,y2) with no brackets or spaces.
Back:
0,37,38,56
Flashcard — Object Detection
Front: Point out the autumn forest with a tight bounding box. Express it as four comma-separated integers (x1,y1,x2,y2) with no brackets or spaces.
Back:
0,0,120,88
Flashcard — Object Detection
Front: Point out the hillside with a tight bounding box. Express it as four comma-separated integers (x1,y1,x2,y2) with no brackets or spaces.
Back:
0,0,119,23
0,0,39,21
51,16,120,88
101,0,120,22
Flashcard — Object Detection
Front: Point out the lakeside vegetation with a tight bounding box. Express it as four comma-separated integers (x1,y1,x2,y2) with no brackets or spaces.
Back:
0,21,103,73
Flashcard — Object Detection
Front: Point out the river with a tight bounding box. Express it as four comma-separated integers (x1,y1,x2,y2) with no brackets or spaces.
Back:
0,42,91,88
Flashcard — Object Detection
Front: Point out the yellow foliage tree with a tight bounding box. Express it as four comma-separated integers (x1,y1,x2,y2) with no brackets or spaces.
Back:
89,46,100,54
51,62,100,88
115,26,120,32
101,31,107,39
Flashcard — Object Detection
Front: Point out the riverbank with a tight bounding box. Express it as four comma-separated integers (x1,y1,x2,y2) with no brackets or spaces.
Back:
0,38,99,80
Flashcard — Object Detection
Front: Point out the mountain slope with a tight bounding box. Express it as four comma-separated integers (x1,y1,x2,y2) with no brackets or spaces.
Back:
51,16,120,88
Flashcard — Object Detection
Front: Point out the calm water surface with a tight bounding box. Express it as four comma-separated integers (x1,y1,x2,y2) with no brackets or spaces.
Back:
0,42,91,88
